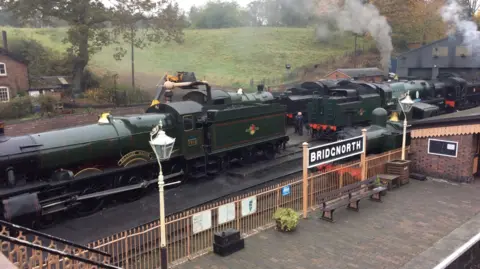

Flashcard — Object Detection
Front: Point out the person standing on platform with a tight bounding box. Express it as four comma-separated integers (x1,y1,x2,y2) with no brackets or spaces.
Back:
295,112,303,136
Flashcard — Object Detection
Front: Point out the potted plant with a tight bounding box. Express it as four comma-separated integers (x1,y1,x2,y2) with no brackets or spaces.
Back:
273,207,299,232
373,176,387,196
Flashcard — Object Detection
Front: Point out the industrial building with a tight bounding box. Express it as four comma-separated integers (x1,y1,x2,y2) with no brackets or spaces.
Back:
396,33,480,80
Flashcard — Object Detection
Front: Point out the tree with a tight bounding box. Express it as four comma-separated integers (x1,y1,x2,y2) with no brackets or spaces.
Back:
457,0,480,18
0,0,114,93
111,0,185,93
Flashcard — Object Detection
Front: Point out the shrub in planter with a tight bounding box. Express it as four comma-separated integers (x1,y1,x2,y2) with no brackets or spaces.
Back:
373,176,387,196
273,207,299,232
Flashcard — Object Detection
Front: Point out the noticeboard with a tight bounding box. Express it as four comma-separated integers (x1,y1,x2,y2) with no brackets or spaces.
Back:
428,138,458,158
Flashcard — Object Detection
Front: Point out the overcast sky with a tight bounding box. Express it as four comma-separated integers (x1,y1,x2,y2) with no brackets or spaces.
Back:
175,0,253,12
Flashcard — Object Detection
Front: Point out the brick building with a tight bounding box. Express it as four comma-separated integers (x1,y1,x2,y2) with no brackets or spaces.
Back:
410,107,480,183
0,31,29,102
324,68,385,82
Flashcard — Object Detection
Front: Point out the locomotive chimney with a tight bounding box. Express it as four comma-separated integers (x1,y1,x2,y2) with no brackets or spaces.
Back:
2,31,7,51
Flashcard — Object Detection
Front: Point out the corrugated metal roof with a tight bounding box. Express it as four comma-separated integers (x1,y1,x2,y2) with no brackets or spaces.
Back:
333,68,385,78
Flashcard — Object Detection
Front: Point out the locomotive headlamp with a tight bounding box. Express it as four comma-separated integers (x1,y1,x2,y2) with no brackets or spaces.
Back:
149,121,176,161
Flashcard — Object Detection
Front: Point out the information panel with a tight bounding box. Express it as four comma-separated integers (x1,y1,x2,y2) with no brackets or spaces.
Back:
428,138,458,158
308,135,364,168
241,196,257,217
218,202,236,225
192,210,212,234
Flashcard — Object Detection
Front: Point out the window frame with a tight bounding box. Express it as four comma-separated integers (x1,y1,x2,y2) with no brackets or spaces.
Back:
0,86,9,102
0,62,7,76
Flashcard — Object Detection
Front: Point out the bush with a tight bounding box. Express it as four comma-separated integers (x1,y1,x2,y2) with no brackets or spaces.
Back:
0,94,60,120
36,95,57,116
273,207,299,232
0,96,33,119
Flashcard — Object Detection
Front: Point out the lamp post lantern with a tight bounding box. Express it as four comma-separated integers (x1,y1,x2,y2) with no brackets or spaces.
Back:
399,91,414,160
149,120,176,269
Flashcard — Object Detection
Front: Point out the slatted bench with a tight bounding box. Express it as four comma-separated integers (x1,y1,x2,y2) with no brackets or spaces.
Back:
316,177,387,222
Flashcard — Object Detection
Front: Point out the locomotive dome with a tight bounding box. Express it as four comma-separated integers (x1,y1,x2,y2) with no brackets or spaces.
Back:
371,107,388,127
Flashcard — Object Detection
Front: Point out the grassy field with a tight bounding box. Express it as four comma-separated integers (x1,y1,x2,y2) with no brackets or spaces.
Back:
5,27,371,88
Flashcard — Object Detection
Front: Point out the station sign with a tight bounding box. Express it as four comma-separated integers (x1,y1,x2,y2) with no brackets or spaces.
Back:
308,135,364,168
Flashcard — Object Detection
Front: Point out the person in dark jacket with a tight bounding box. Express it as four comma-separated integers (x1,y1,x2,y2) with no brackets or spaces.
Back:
295,112,303,136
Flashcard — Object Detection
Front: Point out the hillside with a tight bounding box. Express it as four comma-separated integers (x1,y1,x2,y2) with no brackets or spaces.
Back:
5,27,374,89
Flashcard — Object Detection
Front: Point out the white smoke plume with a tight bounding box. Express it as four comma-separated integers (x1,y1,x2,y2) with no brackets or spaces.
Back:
315,0,393,73
440,0,480,52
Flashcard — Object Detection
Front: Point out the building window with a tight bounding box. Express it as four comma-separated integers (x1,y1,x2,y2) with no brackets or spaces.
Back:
0,63,7,76
0,87,9,102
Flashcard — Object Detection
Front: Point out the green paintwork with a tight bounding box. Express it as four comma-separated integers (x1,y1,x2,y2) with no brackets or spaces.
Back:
389,80,434,100
307,94,382,128
182,89,275,107
206,103,286,152
32,113,174,170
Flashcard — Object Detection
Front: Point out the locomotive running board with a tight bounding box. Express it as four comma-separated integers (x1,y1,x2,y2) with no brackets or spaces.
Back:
76,171,184,201
41,171,184,210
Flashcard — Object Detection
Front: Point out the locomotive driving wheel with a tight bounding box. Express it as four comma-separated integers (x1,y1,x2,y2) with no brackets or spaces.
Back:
116,157,150,202
71,168,108,218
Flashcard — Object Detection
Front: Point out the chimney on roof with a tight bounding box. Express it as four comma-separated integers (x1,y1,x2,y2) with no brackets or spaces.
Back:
2,31,7,52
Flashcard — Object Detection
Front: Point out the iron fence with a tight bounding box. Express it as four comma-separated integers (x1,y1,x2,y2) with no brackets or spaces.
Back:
87,147,403,268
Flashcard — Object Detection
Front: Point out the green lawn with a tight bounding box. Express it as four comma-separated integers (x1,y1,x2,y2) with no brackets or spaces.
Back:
5,27,369,87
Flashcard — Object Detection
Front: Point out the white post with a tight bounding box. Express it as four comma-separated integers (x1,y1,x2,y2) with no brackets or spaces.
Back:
401,117,407,160
158,163,167,269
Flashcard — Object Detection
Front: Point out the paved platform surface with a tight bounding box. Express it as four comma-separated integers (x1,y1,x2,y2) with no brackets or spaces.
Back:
174,179,480,269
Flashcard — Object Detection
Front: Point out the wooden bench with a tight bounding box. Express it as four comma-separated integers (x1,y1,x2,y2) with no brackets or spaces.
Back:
316,177,387,222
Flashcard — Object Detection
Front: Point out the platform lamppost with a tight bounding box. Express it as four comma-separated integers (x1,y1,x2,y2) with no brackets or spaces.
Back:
150,120,176,269
399,91,414,160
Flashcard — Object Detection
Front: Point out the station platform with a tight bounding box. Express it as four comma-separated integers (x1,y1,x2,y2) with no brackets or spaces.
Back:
173,179,480,269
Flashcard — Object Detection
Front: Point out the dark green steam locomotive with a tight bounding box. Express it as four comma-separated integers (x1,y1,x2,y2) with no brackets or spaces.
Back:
0,81,288,226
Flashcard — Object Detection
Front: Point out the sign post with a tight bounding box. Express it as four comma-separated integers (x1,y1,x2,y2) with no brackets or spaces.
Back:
302,142,309,219
303,132,367,217
361,129,367,180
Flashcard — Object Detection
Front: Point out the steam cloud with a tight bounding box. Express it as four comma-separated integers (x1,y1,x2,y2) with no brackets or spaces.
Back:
315,0,393,72
440,0,480,52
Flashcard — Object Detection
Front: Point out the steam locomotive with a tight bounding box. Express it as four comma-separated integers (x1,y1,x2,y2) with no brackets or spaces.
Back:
306,73,480,140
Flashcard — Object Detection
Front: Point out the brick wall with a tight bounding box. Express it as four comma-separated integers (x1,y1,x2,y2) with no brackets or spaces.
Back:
410,134,476,183
0,55,29,98
5,106,146,137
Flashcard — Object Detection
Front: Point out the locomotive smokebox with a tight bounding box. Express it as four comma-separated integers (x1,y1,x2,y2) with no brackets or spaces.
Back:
371,108,388,127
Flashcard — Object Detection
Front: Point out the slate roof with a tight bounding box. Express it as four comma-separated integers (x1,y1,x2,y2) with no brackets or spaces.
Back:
29,76,72,90
328,68,385,78
411,106,480,128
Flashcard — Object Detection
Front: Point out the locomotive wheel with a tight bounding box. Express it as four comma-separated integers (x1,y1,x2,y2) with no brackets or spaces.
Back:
71,168,107,218
264,145,276,160
33,214,57,230
117,158,149,202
